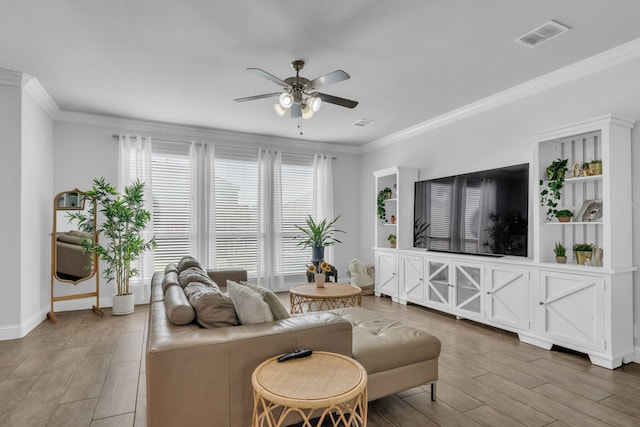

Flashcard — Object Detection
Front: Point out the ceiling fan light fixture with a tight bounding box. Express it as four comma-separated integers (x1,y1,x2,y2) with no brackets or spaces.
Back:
273,103,287,117
278,92,293,108
308,95,322,112
301,103,314,120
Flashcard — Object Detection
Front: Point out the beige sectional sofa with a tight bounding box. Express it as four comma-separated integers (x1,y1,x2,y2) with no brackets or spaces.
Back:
146,264,441,427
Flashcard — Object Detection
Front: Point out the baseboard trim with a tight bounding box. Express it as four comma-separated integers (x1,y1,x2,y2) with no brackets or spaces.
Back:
0,283,151,341
634,346,640,364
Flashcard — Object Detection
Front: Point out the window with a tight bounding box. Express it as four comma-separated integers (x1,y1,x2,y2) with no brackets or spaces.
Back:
213,154,259,274
213,152,314,277
150,144,315,278
281,156,314,274
151,149,191,271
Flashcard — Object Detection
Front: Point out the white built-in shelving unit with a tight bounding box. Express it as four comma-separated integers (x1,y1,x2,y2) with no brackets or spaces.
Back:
373,114,636,369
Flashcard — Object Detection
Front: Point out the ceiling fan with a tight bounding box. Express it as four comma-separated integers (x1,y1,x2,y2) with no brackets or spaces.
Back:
234,60,358,119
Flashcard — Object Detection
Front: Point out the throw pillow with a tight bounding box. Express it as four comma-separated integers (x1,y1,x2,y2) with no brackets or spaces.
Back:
179,266,217,289
164,285,195,325
177,256,203,272
226,280,273,325
183,282,238,328
349,259,374,287
231,280,290,320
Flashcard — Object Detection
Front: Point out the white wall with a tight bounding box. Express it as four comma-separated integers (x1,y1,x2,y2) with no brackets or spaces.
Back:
359,55,640,348
0,79,23,333
52,119,361,308
21,81,54,327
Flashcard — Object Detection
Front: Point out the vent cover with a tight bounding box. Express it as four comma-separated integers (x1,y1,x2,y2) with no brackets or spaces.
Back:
515,20,570,48
352,119,375,127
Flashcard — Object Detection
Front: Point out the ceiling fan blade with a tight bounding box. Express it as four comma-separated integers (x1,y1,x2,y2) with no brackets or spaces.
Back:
291,103,302,118
234,93,281,103
316,93,359,109
247,68,289,88
308,70,350,89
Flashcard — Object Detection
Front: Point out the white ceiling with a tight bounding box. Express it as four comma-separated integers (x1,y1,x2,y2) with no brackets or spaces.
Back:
3,1,640,146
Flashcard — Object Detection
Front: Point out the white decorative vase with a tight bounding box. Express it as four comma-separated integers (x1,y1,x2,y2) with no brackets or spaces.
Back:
315,273,326,288
112,293,134,315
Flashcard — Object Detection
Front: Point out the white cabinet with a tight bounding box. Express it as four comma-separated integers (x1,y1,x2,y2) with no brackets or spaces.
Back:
536,270,604,352
375,251,398,301
485,265,530,331
399,254,425,304
452,262,483,319
421,256,484,320
424,258,451,310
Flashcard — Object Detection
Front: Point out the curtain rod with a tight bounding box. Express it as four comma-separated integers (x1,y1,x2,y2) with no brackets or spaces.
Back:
111,134,336,160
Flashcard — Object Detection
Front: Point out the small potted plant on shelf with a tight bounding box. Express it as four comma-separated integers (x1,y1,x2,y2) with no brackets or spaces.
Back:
540,158,569,221
555,209,574,223
554,242,567,264
573,243,595,265
377,187,393,222
590,159,602,175
387,234,397,249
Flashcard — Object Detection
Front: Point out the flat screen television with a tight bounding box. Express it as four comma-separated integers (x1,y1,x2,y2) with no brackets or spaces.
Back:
413,163,529,257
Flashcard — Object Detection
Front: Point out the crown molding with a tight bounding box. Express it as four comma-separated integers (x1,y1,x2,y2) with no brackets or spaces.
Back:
0,68,24,87
22,75,61,119
360,36,640,153
56,110,361,154
0,68,60,119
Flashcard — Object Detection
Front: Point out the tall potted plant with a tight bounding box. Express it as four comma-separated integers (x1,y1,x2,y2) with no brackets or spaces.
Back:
70,177,155,315
295,214,345,268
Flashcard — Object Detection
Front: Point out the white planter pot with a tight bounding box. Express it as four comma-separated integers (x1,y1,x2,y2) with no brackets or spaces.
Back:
112,293,134,315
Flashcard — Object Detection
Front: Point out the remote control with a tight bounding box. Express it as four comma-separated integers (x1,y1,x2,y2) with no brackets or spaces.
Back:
277,348,313,362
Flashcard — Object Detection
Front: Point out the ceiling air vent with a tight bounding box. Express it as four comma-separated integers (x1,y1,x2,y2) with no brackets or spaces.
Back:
515,20,570,48
352,119,375,127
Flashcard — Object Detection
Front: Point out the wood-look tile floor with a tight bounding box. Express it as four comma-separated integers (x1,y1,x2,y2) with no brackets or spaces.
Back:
1,295,639,426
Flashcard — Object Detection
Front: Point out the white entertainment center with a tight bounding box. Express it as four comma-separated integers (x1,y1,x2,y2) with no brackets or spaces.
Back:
373,114,636,369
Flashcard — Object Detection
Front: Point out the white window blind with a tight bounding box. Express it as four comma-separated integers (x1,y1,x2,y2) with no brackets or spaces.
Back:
214,154,259,274
151,145,315,277
151,151,191,271
281,157,314,274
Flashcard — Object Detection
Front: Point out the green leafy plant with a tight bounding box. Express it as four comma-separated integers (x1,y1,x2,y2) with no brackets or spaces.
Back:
555,209,573,218
387,234,396,244
540,158,569,221
294,215,345,248
68,177,155,296
377,187,393,221
573,243,594,251
554,242,566,257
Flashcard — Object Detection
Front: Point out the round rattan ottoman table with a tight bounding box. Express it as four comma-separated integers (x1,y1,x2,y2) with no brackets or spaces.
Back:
289,282,362,314
251,351,368,427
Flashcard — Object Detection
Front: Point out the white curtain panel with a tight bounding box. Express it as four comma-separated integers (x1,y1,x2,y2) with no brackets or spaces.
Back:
118,134,154,294
313,154,334,264
189,142,214,267
257,149,285,290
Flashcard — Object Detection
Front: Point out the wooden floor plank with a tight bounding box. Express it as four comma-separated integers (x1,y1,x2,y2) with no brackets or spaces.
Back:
475,373,613,427
532,383,640,427
90,412,135,427
93,360,140,420
47,398,98,427
464,405,526,427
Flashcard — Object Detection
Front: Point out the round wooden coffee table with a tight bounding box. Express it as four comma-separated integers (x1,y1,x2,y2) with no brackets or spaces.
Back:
251,351,367,427
289,282,362,314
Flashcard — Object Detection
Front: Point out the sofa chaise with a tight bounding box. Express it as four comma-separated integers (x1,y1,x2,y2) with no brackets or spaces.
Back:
146,263,441,427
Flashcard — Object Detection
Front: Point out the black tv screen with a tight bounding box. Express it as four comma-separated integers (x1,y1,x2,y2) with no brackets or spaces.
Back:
413,163,529,257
